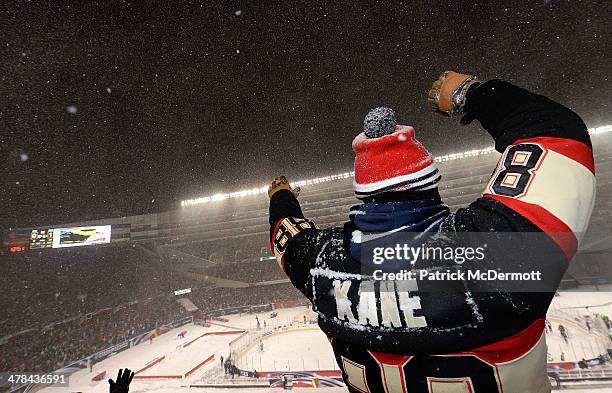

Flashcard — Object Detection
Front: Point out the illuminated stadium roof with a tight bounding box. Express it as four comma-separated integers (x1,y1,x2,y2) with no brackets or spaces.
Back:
181,125,612,207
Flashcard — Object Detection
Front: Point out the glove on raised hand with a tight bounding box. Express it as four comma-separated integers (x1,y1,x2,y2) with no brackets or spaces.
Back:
268,176,300,199
427,71,480,124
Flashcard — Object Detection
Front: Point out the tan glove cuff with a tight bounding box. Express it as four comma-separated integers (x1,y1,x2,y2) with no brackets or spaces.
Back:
428,71,479,116
268,183,293,198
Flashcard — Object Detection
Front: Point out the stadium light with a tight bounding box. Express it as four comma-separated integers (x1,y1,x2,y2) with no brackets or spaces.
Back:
590,125,612,135
181,125,611,207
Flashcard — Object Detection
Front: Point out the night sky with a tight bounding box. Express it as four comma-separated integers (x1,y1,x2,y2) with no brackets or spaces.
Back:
1,1,610,229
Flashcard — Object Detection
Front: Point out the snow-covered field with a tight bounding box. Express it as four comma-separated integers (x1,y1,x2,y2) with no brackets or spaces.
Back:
37,307,311,393
37,322,226,393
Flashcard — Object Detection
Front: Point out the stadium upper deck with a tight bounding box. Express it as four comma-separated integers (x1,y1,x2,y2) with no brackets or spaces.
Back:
3,128,612,257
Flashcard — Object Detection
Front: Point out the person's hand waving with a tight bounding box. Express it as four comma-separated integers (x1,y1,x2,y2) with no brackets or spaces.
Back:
108,368,134,393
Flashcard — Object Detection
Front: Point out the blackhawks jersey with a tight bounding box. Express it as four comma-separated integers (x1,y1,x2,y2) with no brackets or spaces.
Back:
269,80,595,393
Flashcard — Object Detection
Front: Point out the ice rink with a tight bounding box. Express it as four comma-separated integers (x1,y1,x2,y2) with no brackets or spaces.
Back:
237,327,338,372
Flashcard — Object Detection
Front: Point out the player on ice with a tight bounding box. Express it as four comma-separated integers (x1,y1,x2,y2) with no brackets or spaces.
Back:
268,71,595,392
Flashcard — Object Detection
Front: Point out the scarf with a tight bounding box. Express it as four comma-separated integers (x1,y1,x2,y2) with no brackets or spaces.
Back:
347,199,450,270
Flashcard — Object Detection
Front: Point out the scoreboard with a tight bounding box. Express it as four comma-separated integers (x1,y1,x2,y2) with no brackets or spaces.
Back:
30,226,112,249
30,229,54,249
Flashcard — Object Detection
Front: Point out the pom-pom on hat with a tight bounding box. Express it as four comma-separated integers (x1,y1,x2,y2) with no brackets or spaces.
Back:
352,107,440,199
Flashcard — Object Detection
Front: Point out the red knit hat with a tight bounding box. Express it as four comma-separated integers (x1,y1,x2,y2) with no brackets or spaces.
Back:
352,107,440,199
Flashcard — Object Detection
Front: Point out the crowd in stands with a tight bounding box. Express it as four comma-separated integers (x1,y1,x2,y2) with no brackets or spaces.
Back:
1,298,186,372
0,244,301,373
202,259,286,283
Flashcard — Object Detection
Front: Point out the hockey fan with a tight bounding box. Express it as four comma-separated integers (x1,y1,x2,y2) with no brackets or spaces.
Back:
108,368,133,393
268,71,595,392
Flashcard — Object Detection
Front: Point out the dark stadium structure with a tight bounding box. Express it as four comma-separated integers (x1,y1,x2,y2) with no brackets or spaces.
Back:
1,129,611,374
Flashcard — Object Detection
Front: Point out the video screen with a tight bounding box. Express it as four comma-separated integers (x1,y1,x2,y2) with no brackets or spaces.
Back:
30,226,112,250
51,226,112,248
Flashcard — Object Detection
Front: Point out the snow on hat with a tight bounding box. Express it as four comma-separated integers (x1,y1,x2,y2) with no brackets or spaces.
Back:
352,107,440,199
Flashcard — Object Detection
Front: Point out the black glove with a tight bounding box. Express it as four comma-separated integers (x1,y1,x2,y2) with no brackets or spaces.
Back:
108,368,134,393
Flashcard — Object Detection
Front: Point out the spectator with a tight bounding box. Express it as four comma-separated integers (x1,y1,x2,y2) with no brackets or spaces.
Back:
558,324,569,344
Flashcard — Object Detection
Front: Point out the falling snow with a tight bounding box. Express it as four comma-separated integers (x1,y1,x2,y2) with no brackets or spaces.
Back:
0,2,609,228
